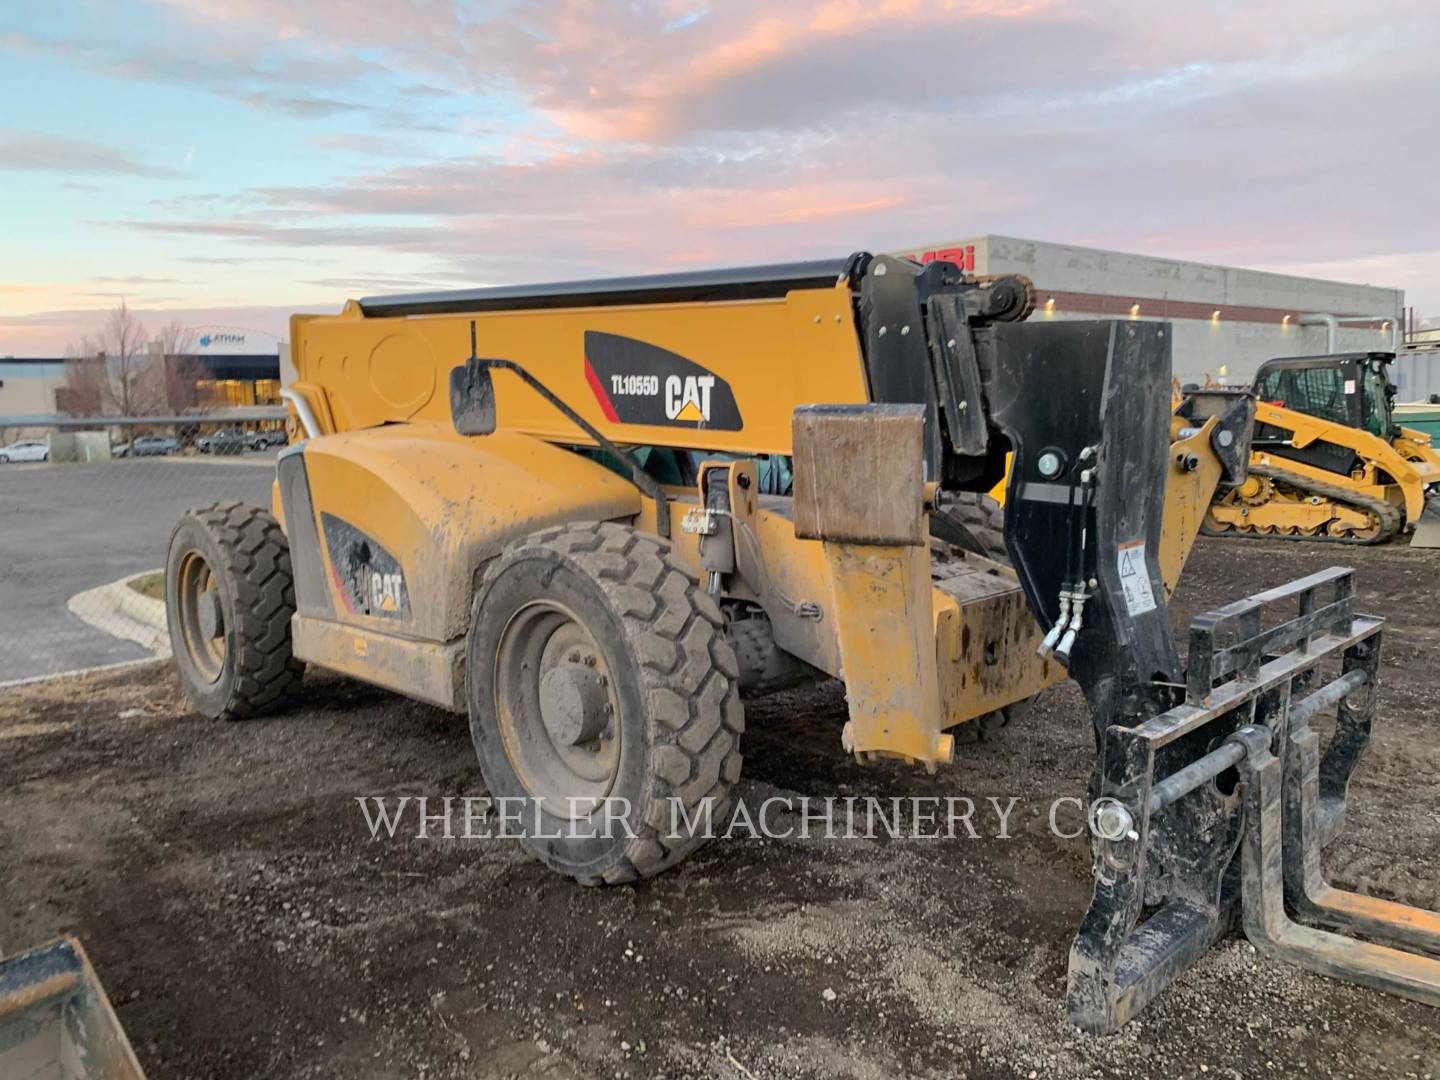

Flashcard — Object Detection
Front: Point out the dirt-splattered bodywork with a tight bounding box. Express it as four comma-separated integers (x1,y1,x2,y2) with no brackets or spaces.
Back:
276,258,1231,764
249,253,1440,1033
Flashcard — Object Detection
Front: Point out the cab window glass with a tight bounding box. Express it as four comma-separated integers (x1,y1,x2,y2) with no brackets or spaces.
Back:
1361,367,1387,434
1256,366,1351,426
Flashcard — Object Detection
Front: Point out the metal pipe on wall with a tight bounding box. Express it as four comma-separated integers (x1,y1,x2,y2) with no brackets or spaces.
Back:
1298,312,1400,352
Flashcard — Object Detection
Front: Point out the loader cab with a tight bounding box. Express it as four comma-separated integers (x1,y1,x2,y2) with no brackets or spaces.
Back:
1251,352,1396,475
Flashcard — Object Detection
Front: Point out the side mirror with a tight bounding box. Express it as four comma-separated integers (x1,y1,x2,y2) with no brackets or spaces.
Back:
450,358,496,436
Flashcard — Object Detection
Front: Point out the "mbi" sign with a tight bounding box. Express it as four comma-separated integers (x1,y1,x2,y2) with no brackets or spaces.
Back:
896,244,976,271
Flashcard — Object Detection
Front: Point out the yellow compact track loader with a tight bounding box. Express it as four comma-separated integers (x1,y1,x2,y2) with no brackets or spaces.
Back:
164,254,1440,1033
1204,351,1440,545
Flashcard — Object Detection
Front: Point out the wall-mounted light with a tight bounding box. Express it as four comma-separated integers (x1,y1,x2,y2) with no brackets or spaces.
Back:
1129,303,1140,319
1045,297,1055,308
1282,314,1291,325
1381,321,1391,332
1211,309,1222,321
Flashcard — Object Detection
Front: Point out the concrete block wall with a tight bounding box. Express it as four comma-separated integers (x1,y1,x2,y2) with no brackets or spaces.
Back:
887,235,1403,385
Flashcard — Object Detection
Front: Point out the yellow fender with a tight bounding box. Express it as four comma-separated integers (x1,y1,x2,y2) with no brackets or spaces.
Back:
273,422,643,708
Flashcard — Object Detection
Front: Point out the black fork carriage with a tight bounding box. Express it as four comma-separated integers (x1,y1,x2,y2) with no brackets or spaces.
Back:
981,319,1440,1032
1064,566,1440,1033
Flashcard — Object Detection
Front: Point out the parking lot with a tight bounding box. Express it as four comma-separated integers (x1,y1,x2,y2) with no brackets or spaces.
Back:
0,455,275,682
2,536,1437,1079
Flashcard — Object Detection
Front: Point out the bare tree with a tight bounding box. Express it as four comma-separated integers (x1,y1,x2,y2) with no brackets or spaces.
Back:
101,300,154,415
58,338,106,416
58,301,179,416
151,320,206,412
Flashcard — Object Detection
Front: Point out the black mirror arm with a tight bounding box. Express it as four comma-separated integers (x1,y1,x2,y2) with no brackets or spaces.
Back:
452,323,671,537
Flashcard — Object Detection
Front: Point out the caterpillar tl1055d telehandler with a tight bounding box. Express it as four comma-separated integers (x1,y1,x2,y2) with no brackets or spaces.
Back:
1205,351,1440,545
164,254,1440,1033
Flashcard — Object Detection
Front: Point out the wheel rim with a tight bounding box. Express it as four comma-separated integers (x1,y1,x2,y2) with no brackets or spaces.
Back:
176,551,227,683
494,600,621,816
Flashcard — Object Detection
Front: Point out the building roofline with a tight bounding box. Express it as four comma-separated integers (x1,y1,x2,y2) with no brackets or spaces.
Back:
890,233,1403,297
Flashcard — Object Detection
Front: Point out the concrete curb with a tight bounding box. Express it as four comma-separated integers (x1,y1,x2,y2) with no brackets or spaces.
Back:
66,571,171,660
0,657,166,692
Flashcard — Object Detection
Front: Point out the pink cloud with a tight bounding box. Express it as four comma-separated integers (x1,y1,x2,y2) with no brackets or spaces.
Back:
8,0,1440,352
0,303,327,355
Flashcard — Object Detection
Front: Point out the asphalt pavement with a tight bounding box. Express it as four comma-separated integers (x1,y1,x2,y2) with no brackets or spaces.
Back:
0,455,276,683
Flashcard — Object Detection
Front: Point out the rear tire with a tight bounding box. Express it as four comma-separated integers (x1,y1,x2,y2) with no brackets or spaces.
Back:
467,521,743,884
934,491,1009,562
166,502,304,720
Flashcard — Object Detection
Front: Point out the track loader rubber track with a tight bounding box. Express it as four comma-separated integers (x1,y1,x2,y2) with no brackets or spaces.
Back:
1203,462,1403,545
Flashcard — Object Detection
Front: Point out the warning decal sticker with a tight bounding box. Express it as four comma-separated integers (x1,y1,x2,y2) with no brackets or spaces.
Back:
1116,539,1157,616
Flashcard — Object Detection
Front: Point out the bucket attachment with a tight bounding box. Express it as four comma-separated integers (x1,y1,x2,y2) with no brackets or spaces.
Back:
1066,566,1440,1033
0,937,145,1078
1409,494,1440,548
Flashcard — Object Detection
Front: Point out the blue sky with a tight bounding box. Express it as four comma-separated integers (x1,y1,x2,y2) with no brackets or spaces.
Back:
2,0,1438,354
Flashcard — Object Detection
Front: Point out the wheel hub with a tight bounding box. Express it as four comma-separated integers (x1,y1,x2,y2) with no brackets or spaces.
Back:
176,550,227,684
197,590,225,639
493,601,622,813
538,662,610,746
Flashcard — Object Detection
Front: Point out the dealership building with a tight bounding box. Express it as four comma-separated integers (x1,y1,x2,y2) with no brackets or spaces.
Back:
0,352,282,422
0,324,285,425
888,235,1405,385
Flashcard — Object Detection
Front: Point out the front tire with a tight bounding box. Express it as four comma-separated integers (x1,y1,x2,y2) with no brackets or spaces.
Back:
467,521,744,884
166,502,304,720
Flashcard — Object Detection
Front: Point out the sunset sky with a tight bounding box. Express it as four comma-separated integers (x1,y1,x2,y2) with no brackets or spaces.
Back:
2,0,1438,355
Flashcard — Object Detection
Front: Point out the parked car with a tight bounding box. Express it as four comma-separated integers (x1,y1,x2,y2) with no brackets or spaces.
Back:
131,435,179,457
197,428,250,454
111,440,130,458
249,427,288,450
0,440,49,463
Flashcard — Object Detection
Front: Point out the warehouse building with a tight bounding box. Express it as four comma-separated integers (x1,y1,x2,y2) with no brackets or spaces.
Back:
0,350,282,422
888,235,1405,385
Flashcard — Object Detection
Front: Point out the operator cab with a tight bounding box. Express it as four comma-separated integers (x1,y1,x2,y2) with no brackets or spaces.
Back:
1252,351,1396,475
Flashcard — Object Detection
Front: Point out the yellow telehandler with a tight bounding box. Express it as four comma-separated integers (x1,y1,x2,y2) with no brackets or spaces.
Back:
163,254,1440,1033
1204,351,1440,545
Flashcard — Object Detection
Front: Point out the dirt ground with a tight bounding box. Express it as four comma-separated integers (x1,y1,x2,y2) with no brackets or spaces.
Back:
2,536,1438,1079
